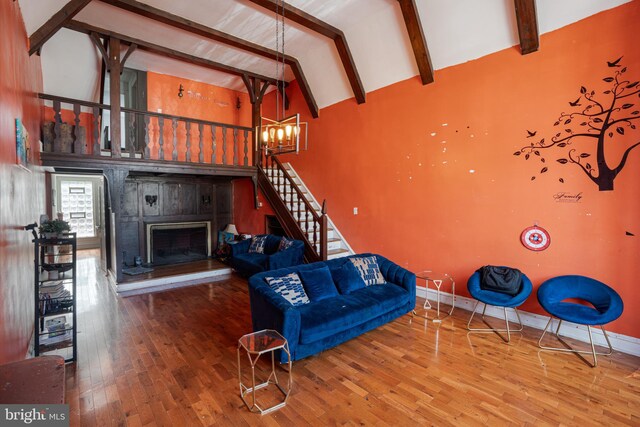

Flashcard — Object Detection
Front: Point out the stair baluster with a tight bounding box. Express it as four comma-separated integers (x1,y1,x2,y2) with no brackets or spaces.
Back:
257,153,328,262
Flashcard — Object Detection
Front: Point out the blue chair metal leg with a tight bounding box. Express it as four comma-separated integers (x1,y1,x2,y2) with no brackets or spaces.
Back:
466,300,524,343
538,317,614,367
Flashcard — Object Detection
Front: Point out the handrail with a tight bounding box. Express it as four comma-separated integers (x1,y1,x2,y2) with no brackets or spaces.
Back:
39,93,253,131
271,156,322,224
38,93,254,167
258,152,328,261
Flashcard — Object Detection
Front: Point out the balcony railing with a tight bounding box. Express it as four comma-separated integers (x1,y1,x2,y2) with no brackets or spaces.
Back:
39,94,255,167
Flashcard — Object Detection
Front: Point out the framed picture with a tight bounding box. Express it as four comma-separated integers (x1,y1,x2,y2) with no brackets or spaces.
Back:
15,118,30,167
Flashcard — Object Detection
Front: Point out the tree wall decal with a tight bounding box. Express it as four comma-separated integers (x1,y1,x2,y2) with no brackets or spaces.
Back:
514,57,640,191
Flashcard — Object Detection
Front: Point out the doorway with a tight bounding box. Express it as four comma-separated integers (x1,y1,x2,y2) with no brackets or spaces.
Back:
52,174,105,254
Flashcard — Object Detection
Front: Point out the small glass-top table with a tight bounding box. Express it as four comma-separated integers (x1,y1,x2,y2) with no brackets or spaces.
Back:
413,271,455,322
237,329,292,415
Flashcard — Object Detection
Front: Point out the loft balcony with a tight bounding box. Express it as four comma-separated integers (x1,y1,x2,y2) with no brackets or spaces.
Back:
39,93,257,178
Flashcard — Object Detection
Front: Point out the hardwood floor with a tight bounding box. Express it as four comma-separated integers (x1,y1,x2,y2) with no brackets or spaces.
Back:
68,251,640,426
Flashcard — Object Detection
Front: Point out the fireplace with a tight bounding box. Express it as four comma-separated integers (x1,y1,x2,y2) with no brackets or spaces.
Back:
146,221,212,266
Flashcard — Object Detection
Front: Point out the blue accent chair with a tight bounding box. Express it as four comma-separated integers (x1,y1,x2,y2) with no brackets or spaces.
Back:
537,275,623,367
229,235,304,277
466,269,533,342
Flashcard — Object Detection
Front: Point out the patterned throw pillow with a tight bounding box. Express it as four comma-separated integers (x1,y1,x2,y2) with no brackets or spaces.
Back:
265,273,310,306
278,237,294,251
350,256,386,286
248,235,268,254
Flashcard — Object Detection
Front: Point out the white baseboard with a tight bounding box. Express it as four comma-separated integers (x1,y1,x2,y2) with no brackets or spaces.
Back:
416,286,640,357
116,268,233,296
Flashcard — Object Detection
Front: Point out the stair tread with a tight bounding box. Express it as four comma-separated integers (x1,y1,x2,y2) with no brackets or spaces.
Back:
328,248,350,255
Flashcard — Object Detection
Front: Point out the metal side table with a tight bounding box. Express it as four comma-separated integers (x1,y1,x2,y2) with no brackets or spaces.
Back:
413,271,455,322
237,329,292,415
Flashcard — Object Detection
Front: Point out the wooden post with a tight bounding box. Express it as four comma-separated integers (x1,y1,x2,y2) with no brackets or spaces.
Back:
103,167,128,283
109,37,122,157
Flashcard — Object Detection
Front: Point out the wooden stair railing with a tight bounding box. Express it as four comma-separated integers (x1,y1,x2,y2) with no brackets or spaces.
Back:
257,154,328,262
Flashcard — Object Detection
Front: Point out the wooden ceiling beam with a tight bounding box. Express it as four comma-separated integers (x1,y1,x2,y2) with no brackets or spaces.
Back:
65,21,279,84
29,0,93,55
98,0,319,117
246,0,365,104
513,0,539,55
397,0,434,85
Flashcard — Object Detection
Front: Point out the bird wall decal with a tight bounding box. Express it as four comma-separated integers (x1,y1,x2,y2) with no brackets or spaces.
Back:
607,56,623,67
569,97,581,107
526,130,537,138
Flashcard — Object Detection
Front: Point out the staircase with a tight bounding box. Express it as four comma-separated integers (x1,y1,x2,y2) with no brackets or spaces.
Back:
280,162,354,260
257,155,354,262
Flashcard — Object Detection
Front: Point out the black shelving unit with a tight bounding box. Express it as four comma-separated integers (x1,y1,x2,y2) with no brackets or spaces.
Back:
33,233,77,363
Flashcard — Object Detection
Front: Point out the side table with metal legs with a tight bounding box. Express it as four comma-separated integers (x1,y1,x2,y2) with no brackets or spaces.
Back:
237,329,292,415
412,271,455,322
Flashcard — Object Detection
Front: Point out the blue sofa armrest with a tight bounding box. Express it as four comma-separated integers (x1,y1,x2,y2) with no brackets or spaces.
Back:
229,239,251,257
248,275,301,358
268,240,305,270
372,254,416,307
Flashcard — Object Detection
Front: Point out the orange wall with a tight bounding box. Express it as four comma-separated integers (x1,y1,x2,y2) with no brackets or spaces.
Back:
233,178,275,235
236,3,640,337
0,0,45,363
146,72,253,164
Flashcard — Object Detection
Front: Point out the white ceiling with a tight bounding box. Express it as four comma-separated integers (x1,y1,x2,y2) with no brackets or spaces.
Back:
18,0,631,111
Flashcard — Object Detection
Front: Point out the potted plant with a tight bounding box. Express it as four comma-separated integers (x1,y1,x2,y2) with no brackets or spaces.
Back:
39,219,71,238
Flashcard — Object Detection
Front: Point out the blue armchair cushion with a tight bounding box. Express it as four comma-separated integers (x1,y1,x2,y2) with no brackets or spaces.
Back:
330,261,365,294
278,237,294,251
249,235,268,253
350,256,386,286
265,272,310,306
299,266,339,302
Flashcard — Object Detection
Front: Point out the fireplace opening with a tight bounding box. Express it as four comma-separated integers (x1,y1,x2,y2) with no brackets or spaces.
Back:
147,222,211,266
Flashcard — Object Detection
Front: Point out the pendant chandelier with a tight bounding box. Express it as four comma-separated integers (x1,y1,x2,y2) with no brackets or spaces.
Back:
259,0,307,155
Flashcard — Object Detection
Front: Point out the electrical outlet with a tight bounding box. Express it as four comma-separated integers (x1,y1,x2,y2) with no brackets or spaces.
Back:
353,207,358,215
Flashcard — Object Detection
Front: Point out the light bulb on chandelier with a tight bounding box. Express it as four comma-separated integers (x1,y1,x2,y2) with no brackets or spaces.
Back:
258,0,308,155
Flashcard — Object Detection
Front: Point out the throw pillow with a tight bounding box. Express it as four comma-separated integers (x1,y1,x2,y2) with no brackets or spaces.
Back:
299,266,339,302
248,235,268,254
330,261,365,294
278,237,294,251
350,256,386,286
265,273,310,306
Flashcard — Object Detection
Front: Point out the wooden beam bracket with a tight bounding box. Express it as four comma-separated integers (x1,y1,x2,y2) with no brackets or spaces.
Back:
120,43,138,70
90,32,110,71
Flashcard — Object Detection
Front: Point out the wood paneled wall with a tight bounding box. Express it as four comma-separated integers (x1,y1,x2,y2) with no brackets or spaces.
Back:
119,175,233,266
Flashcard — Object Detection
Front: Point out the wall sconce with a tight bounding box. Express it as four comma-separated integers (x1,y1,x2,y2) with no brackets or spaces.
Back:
201,195,211,206
145,195,157,207
178,84,184,98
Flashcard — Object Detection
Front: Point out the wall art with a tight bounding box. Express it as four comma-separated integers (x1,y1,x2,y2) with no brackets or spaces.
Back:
514,57,639,191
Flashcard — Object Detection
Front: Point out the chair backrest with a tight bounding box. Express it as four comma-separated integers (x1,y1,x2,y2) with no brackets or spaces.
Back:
538,275,623,314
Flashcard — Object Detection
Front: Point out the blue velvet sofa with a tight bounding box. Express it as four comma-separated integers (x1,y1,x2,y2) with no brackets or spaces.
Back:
229,234,304,277
248,253,416,362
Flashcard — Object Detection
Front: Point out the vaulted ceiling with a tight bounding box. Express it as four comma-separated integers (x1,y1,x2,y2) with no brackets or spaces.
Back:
18,0,630,114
